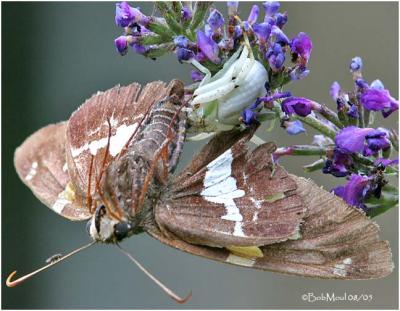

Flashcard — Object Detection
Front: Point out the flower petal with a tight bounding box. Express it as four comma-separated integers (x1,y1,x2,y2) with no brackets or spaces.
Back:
335,126,374,153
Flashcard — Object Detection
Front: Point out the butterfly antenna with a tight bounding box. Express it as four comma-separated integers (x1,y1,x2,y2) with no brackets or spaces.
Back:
116,244,192,304
6,241,96,288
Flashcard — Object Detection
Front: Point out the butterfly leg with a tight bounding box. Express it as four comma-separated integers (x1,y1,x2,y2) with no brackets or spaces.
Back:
86,155,96,214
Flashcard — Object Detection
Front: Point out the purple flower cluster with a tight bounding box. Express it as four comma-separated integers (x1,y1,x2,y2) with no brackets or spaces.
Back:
113,1,312,87
270,55,398,215
113,2,152,56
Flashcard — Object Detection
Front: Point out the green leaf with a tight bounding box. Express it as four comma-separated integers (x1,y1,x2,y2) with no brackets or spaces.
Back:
164,12,184,35
171,1,183,20
144,43,174,59
154,2,171,15
147,18,174,38
190,2,212,31
303,158,325,172
140,34,171,46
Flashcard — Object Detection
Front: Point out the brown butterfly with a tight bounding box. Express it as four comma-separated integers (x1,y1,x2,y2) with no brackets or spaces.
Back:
8,79,393,304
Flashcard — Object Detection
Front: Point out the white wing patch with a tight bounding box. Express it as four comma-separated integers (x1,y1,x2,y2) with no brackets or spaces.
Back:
25,161,38,181
71,123,138,158
201,149,246,236
52,182,75,214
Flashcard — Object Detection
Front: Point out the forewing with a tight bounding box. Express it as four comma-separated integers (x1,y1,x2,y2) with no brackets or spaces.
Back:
66,81,168,196
156,136,305,247
148,175,393,279
14,122,91,220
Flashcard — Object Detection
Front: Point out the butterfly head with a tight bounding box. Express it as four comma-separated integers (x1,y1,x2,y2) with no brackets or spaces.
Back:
86,204,141,243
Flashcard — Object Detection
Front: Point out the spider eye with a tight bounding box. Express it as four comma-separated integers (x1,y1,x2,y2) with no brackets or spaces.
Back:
114,222,131,241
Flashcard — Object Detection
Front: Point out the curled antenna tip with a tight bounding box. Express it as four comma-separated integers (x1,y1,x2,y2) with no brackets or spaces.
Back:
6,271,18,287
175,290,192,304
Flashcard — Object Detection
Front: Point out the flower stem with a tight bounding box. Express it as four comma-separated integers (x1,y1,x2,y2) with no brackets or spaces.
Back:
303,158,326,172
292,114,337,139
317,104,343,129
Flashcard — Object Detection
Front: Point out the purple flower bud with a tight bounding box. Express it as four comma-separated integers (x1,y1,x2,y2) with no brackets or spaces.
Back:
276,12,288,28
204,24,213,38
263,1,280,16
207,9,225,30
335,126,391,156
115,2,149,27
335,126,374,153
195,51,207,62
289,66,310,80
360,88,399,118
266,43,285,71
253,22,272,44
355,78,369,89
241,108,258,126
247,5,260,25
131,43,147,54
374,158,399,167
285,120,305,135
196,30,220,63
323,148,353,177
290,32,313,63
259,91,291,103
271,25,290,45
281,97,315,117
347,105,359,119
227,1,239,16
370,79,385,90
191,70,204,82
174,35,189,48
329,81,341,101
364,129,391,156
114,36,128,55
349,56,363,72
176,48,195,63
333,174,371,210
234,25,243,38
181,6,192,21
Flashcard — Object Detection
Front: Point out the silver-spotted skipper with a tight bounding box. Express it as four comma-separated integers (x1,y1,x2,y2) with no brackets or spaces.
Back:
7,79,393,303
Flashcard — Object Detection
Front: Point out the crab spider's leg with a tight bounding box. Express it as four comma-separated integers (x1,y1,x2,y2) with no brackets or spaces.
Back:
191,81,236,106
232,30,255,86
232,44,250,78
193,65,235,97
235,53,255,86
195,40,252,97
193,46,244,97
189,59,212,87
209,45,243,82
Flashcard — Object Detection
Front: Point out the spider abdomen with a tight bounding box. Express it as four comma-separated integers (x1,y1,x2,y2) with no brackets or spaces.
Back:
218,60,268,124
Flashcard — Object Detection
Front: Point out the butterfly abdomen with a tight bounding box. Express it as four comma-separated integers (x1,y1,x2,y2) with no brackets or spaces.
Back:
105,80,186,220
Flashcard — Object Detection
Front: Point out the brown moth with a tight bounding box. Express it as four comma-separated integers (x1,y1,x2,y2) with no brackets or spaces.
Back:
8,79,393,303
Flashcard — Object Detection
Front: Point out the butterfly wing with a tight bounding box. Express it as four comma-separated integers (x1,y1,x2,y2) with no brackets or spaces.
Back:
65,81,169,197
14,122,91,220
148,132,393,279
156,135,305,247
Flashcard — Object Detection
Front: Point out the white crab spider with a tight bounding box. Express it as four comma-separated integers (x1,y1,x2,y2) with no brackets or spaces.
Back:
188,37,268,135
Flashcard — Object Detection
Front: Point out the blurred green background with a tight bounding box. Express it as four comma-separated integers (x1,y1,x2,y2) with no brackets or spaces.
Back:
2,2,398,309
